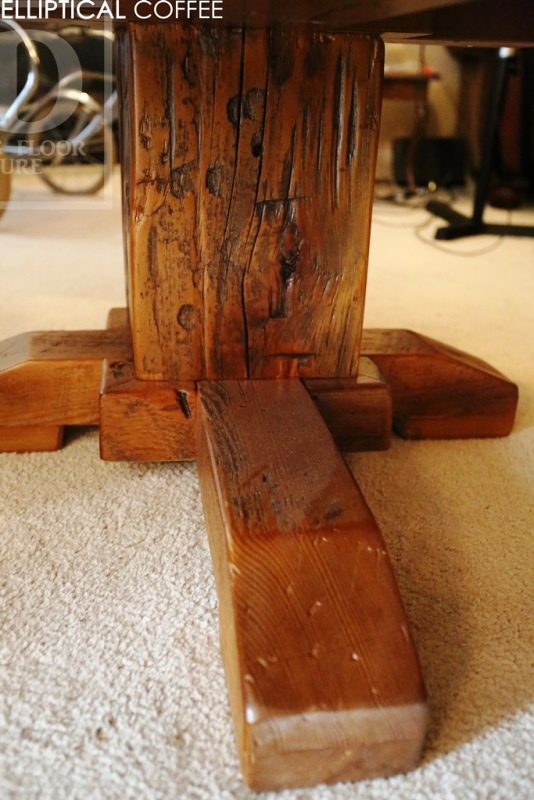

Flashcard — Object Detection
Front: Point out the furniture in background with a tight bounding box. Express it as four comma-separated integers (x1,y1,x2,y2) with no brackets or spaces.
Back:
383,67,440,195
428,46,534,239
0,21,117,203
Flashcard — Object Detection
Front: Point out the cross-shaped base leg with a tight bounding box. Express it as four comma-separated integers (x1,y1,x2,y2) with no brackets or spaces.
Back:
196,378,427,791
0,316,519,790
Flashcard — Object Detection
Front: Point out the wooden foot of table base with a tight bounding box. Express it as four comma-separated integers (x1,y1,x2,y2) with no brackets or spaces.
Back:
99,353,392,461
0,316,519,454
0,424,64,452
196,379,427,791
99,360,197,462
362,329,518,439
303,358,392,452
0,316,520,790
0,320,131,453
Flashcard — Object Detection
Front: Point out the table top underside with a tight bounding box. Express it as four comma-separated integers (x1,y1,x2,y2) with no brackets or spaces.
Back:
110,0,534,46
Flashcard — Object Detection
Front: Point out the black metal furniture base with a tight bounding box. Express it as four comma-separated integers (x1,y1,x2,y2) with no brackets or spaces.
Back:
427,200,534,241
427,47,534,243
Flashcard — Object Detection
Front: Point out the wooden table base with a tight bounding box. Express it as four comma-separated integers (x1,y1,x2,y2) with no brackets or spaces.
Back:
0,314,519,788
0,15,522,791
0,314,518,788
0,311,517,456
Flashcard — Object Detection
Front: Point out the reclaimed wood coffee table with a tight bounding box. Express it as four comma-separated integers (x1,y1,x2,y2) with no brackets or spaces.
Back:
1,0,531,791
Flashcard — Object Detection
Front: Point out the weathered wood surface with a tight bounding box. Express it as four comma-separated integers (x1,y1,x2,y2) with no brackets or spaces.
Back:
0,424,64,453
100,307,195,461
0,325,131,452
98,316,391,459
0,315,517,454
98,313,520,449
122,24,382,382
363,329,519,439
100,359,196,461
196,379,427,791
100,354,390,461
303,357,391,452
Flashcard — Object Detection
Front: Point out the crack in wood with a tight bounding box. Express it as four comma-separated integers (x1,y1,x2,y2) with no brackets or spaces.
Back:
124,26,383,382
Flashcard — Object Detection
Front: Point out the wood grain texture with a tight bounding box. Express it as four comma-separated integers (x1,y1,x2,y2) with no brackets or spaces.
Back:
101,306,196,461
0,424,63,453
366,0,534,46
196,379,427,791
304,357,392,451
0,327,131,452
362,329,519,438
98,319,390,458
121,24,383,382
99,360,389,461
99,360,196,461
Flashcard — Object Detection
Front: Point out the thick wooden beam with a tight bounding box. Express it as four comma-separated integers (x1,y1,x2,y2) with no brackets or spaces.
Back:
196,379,427,791
303,357,392,452
0,327,131,452
99,360,196,461
99,355,389,461
0,424,63,453
362,329,518,439
100,306,197,461
121,24,382,382
97,321,391,459
98,319,520,457
0,317,517,454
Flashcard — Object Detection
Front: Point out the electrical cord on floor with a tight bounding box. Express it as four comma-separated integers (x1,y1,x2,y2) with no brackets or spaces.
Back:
413,217,506,257
374,181,458,210
372,188,513,257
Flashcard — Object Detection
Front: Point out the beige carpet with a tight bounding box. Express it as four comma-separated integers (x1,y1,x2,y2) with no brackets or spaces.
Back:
1,173,533,799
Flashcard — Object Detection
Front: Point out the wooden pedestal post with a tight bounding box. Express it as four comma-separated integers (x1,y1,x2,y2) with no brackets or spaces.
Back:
119,25,382,382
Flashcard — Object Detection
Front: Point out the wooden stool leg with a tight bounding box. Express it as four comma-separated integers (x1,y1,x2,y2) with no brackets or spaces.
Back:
197,379,427,791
